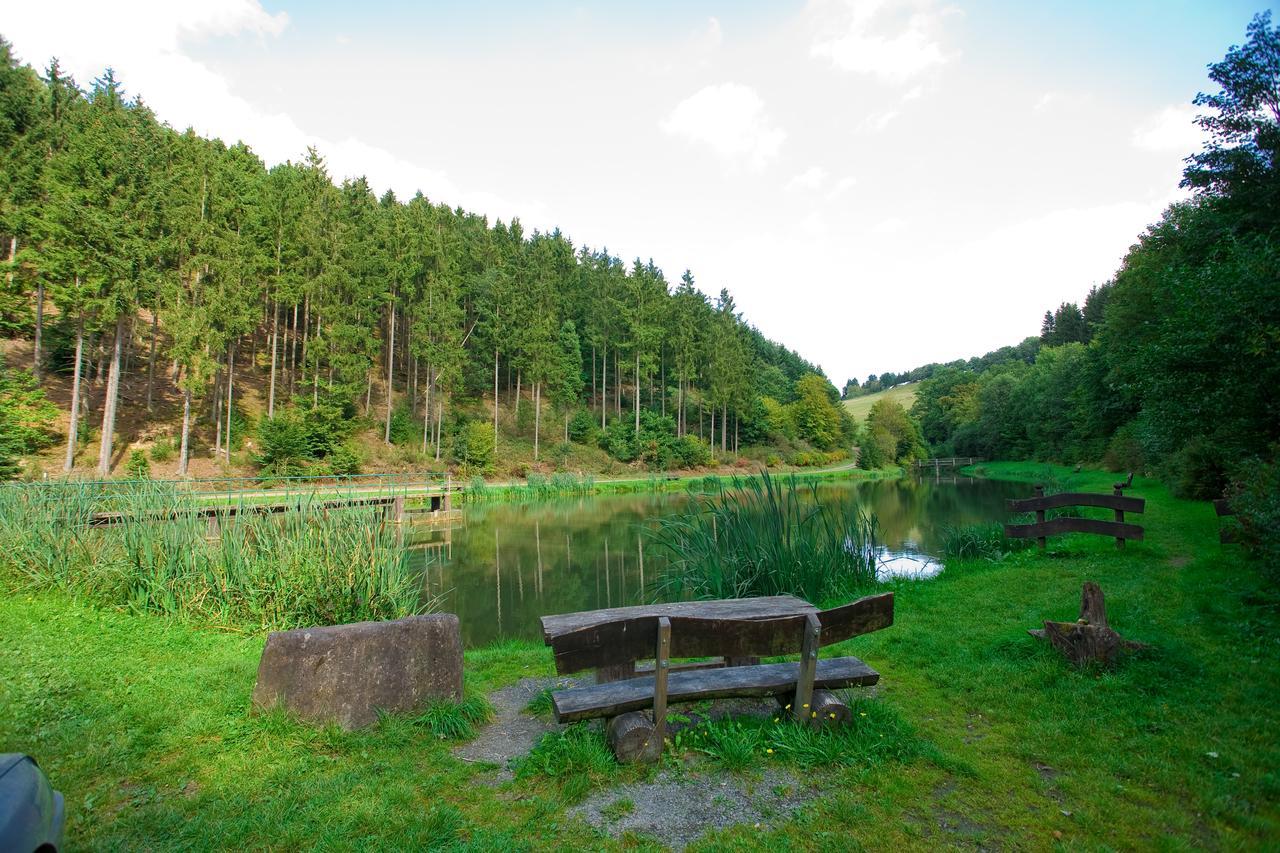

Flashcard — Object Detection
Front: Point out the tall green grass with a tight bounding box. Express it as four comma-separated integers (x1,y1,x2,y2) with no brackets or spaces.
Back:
0,481,429,630
650,470,880,602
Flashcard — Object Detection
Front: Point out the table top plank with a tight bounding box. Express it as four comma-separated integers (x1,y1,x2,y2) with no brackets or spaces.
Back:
540,595,815,641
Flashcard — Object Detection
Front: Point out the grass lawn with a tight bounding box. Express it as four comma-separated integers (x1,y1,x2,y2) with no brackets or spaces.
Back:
842,383,919,424
1,462,1276,849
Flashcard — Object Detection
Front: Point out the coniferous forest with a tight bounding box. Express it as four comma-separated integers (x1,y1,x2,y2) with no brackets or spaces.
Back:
0,37,851,480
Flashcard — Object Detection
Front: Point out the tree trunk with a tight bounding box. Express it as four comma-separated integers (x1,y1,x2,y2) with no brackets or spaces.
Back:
289,301,299,396
591,344,597,418
384,299,396,444
614,349,620,416
32,279,43,381
178,380,192,477
601,346,607,430
268,300,278,417
435,401,443,461
721,403,727,454
96,314,125,476
534,380,541,460
224,343,236,461
493,349,500,447
634,352,641,434
515,369,521,418
145,309,158,412
422,375,433,455
63,313,84,472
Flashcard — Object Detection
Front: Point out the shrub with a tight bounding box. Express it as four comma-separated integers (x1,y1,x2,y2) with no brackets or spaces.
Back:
672,435,712,468
387,405,417,445
125,450,151,479
454,421,495,473
1103,422,1144,473
149,436,176,463
255,412,312,477
322,444,362,476
1225,452,1280,574
1170,437,1230,501
567,409,598,444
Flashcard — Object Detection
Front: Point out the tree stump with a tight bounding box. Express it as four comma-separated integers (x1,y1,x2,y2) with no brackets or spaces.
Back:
606,711,660,763
776,688,851,728
1029,582,1146,668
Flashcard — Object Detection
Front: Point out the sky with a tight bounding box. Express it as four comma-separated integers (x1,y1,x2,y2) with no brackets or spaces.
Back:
3,0,1270,387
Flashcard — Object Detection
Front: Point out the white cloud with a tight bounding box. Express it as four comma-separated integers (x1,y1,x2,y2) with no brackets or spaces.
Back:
786,166,829,191
660,83,786,170
810,0,954,83
703,17,723,50
1132,104,1203,154
869,215,906,235
862,109,900,132
827,176,858,199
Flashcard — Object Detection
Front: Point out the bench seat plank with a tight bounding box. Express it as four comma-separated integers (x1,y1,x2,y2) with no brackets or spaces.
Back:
541,595,813,640
552,656,879,722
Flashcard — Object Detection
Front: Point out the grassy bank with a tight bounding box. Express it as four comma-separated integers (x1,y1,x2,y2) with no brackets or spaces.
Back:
1,462,1276,848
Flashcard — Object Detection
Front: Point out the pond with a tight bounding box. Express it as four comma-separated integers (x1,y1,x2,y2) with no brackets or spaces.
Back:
404,475,1027,647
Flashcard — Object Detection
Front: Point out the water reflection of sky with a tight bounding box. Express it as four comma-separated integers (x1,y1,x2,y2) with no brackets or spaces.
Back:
405,476,1027,646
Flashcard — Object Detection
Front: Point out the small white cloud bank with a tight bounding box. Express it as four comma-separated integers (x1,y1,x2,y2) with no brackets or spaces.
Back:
660,83,786,170
810,0,954,83
1132,104,1203,154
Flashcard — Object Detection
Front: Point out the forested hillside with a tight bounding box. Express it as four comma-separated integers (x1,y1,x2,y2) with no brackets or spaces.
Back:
0,37,851,479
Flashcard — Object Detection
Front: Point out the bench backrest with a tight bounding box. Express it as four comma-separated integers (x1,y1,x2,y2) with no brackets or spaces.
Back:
547,592,894,676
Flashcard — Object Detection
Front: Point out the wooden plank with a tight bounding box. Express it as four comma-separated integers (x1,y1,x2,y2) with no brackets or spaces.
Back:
817,592,894,645
1005,517,1145,541
1006,492,1145,514
540,595,813,640
549,613,810,675
552,656,879,723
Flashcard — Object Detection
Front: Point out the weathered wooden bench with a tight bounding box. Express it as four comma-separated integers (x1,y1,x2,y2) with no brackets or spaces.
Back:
1005,484,1145,549
540,592,894,763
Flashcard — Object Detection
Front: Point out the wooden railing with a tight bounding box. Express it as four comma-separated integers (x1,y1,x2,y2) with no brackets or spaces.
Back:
913,457,981,473
1005,484,1144,549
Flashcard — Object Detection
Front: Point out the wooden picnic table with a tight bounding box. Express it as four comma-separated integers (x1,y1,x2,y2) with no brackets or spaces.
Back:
541,594,818,683
539,592,894,762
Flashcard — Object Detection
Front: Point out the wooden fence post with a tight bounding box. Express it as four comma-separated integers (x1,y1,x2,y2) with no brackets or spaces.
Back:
444,475,452,512
392,494,405,525
1113,486,1125,549
1034,485,1046,550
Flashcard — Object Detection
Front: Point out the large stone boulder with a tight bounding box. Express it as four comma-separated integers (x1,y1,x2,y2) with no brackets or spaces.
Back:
252,614,463,730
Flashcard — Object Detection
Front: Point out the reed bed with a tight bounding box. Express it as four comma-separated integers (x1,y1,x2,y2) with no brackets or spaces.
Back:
650,470,880,603
0,481,429,631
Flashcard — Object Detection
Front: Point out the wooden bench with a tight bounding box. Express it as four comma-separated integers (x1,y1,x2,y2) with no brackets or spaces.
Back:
540,592,894,763
1005,484,1145,549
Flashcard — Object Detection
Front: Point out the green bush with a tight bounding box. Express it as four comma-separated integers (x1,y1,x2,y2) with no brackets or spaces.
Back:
322,444,362,476
454,421,495,473
149,437,176,463
1103,422,1144,473
1225,452,1280,574
672,434,712,468
125,450,151,480
1170,437,1230,501
567,409,597,444
255,412,312,477
387,405,417,445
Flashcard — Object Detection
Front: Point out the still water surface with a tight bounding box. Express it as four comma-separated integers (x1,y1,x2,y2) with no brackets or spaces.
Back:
404,476,1025,647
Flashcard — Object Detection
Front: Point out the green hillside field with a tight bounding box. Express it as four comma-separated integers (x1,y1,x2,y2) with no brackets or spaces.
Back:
842,382,919,423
